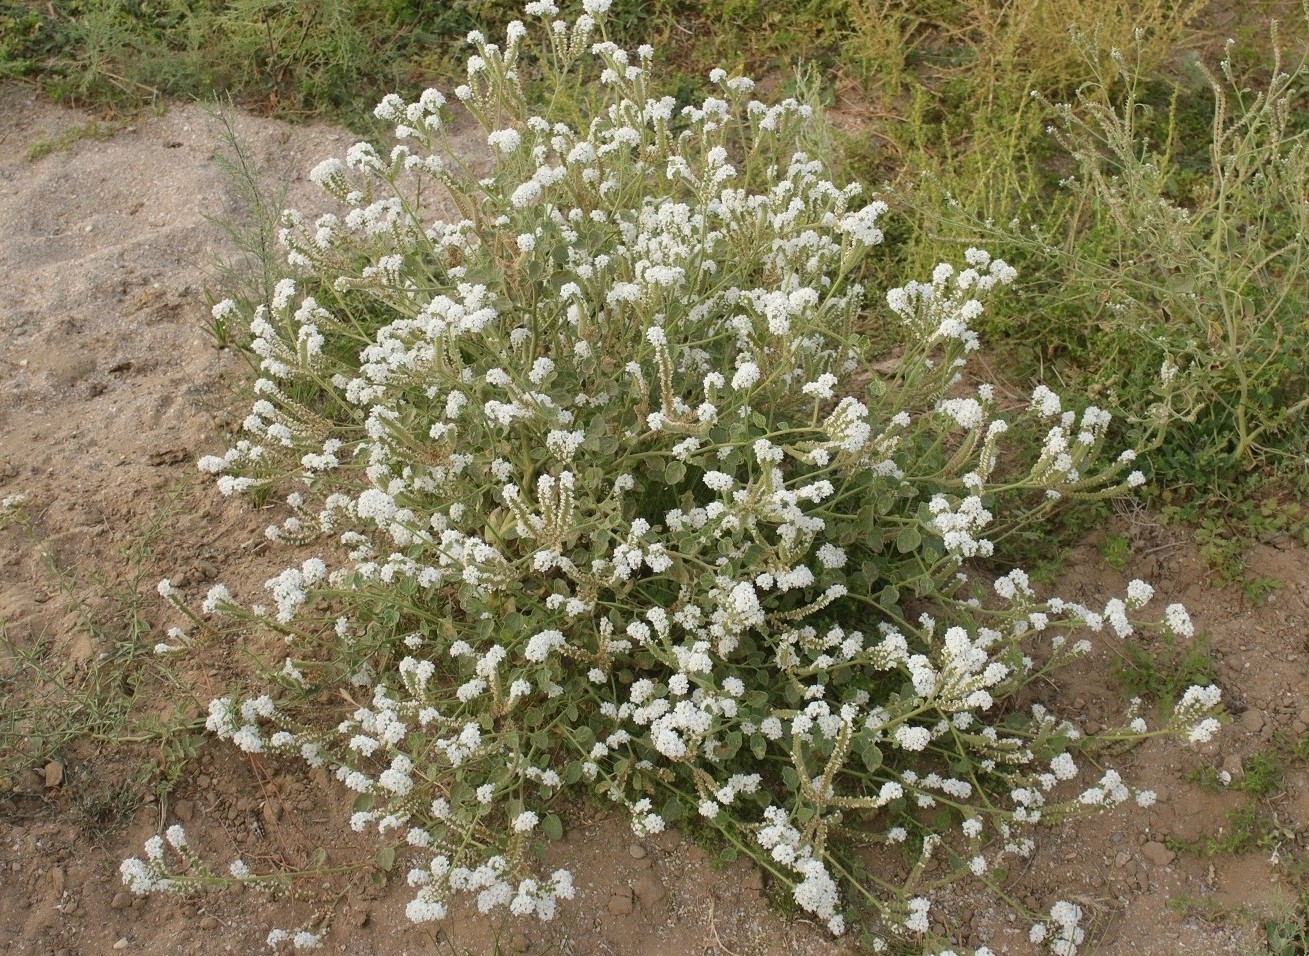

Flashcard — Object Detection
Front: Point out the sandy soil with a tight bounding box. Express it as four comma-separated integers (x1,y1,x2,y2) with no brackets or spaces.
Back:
2,83,1308,956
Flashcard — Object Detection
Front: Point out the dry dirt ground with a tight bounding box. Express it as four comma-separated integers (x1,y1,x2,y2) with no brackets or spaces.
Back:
2,83,1308,956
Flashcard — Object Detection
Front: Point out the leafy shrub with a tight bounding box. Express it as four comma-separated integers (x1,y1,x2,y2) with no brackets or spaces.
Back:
123,4,1221,948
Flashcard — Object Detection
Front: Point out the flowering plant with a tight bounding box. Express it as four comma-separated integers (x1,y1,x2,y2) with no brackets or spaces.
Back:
126,3,1220,949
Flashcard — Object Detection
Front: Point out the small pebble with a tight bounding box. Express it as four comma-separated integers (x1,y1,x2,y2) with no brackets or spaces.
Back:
627,843,647,860
113,940,129,951
44,761,64,788
110,892,132,911
199,916,219,931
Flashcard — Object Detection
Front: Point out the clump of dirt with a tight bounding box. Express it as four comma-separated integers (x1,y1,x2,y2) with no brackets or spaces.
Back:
2,83,1307,956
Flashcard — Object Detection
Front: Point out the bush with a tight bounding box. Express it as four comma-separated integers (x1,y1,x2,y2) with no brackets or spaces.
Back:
124,4,1221,948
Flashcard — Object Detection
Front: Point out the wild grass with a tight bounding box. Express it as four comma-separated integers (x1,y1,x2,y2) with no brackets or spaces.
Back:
0,490,205,839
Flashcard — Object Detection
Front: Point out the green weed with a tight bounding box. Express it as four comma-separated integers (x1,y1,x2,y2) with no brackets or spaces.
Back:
201,102,291,350
25,118,120,160
1267,894,1309,956
901,17,1309,513
0,491,204,832
1099,531,1133,571
1117,632,1215,710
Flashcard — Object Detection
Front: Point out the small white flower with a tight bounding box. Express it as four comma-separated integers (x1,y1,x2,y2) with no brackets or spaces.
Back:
513,811,539,833
731,362,760,391
703,471,734,493
816,544,846,569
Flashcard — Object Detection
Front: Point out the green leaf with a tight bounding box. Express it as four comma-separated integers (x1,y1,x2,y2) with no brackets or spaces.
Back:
353,793,373,812
310,847,327,868
750,733,767,760
543,813,564,841
662,796,685,823
664,460,687,485
859,742,883,773
895,526,922,553
372,846,396,872
716,731,743,761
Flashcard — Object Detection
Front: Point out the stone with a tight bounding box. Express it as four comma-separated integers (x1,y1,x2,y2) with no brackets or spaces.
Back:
627,843,647,860
44,761,64,788
1241,709,1265,734
606,890,634,916
1141,841,1175,867
173,800,195,823
199,916,219,931
113,940,130,951
261,800,282,828
510,932,530,953
743,867,765,892
1221,754,1245,779
633,875,666,906
110,892,132,911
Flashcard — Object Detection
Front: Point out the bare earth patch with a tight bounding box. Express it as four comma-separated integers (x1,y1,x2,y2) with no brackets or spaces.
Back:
2,84,1306,955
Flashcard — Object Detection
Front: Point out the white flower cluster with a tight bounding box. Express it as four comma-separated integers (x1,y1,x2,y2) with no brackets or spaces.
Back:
1029,899,1085,956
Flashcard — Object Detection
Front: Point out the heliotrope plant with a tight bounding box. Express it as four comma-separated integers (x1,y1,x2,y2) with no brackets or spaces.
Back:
125,3,1220,951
